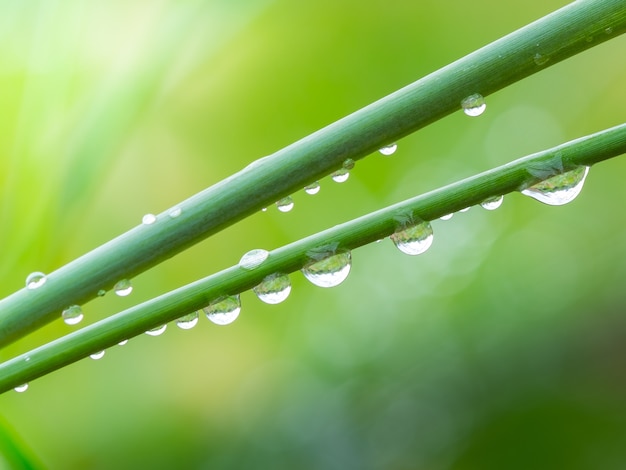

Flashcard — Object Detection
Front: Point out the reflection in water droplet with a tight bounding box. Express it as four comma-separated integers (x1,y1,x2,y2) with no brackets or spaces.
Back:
331,169,349,183
90,350,105,360
26,272,47,290
379,143,397,156
521,166,589,206
440,213,453,221
302,252,351,288
276,196,294,212
169,207,182,218
142,214,157,225
176,312,199,330
461,93,486,117
533,53,549,66
97,289,106,297
62,305,84,326
304,182,321,195
145,324,167,336
253,273,291,304
391,221,434,255
114,279,133,297
118,339,129,346
204,295,241,325
239,249,269,270
14,384,29,393
480,195,504,210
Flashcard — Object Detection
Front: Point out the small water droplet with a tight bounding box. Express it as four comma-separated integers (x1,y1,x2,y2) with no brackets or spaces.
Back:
605,27,613,35
97,289,106,297
304,182,321,195
176,312,199,330
90,350,105,360
262,207,267,212
253,273,291,304
142,214,157,225
379,143,397,156
342,158,355,170
62,305,84,326
331,169,349,183
521,166,589,206
440,213,453,221
118,339,129,346
302,252,351,288
533,53,549,66
114,279,133,297
24,356,31,362
168,207,182,218
480,195,504,210
145,324,167,336
239,249,269,270
276,196,294,212
204,295,241,325
391,221,434,256
461,93,486,117
14,383,28,393
26,272,47,290
459,207,471,213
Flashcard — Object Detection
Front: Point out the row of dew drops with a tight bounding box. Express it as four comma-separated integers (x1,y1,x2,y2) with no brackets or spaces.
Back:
16,94,590,392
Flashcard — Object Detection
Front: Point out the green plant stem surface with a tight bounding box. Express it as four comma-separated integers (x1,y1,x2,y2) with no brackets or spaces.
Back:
0,0,623,346
0,122,624,394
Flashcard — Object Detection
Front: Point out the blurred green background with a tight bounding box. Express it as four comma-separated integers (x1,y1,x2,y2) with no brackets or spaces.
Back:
1,0,625,468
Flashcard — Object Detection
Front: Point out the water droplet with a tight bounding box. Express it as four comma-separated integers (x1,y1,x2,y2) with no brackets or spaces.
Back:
302,252,351,288
461,93,486,117
204,295,241,325
114,279,133,297
145,324,167,336
168,207,182,218
605,27,613,35
533,53,549,66
440,213,453,221
90,350,105,360
239,249,269,270
253,273,291,304
14,384,28,393
62,305,83,326
379,143,398,156
26,272,47,290
97,289,106,297
176,312,199,330
391,221,434,256
331,169,349,183
276,196,294,212
342,159,355,170
118,339,129,346
304,182,321,195
480,195,504,211
459,207,471,213
521,166,589,206
261,207,267,212
142,213,157,225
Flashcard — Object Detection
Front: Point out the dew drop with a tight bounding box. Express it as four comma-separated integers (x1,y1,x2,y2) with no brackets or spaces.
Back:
391,221,434,256
118,339,129,346
379,143,397,156
62,305,84,326
168,207,182,218
114,279,133,297
142,213,157,225
480,195,504,211
204,295,241,326
304,182,321,195
302,252,351,288
14,384,28,393
342,158,355,170
459,207,471,213
90,350,105,360
261,207,267,212
253,273,291,304
461,93,486,117
331,169,350,183
97,289,106,297
605,27,613,35
145,324,167,336
239,249,269,270
521,166,589,206
276,196,294,212
440,213,454,221
26,272,47,290
533,53,549,66
176,312,199,330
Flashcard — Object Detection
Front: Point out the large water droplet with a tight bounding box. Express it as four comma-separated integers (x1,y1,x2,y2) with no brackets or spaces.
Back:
521,166,589,206
239,249,269,270
204,295,241,325
26,272,47,290
253,273,291,304
62,305,84,326
145,324,167,336
176,312,199,330
276,196,294,212
379,143,397,156
142,213,157,225
90,350,105,360
391,221,434,255
14,383,28,393
461,93,486,117
304,182,320,195
114,279,133,297
480,195,504,210
302,252,351,288
331,169,349,183
440,213,453,221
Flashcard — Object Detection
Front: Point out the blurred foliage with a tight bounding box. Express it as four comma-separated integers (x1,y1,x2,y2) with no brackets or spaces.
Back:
0,0,625,468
